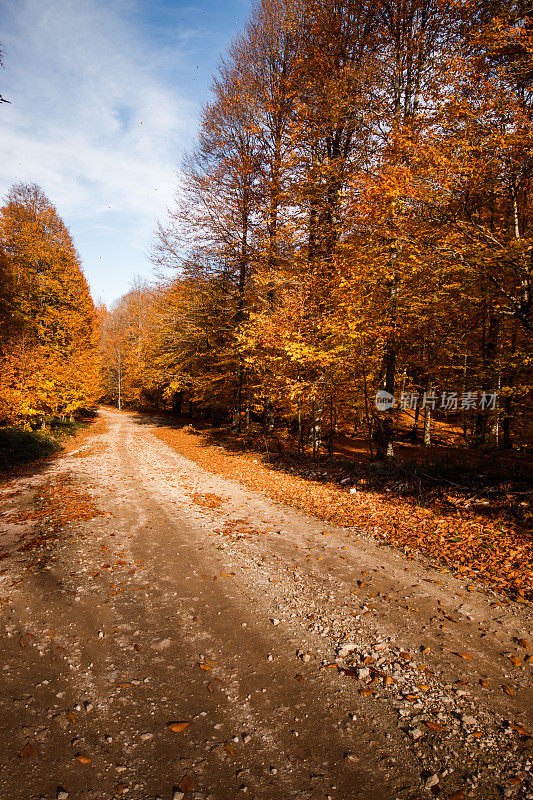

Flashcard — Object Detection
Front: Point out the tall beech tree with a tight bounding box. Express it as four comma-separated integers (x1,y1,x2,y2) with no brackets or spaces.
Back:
0,183,100,425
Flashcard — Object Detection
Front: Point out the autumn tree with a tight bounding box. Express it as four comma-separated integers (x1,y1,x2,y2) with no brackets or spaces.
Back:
99,280,161,410
0,183,100,425
146,0,531,457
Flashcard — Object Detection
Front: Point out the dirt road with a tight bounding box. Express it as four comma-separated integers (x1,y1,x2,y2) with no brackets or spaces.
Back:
0,409,531,800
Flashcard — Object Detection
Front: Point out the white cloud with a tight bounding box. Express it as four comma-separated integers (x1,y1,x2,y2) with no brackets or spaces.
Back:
0,0,251,302
0,0,196,222
0,0,195,218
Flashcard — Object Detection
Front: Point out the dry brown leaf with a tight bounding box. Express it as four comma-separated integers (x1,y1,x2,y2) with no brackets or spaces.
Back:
178,775,195,792
510,723,531,737
455,652,473,660
76,755,91,764
517,638,530,649
448,791,466,800
424,721,446,732
19,743,36,759
167,721,189,733
359,688,374,696
508,655,522,667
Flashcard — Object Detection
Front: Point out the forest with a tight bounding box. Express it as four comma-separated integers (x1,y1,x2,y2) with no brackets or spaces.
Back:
99,0,532,463
2,0,533,465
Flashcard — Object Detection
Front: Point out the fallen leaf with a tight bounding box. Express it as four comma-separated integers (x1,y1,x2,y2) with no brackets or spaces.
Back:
76,754,92,764
424,721,446,732
455,652,473,660
167,721,190,733
19,743,36,759
508,655,522,668
178,775,194,792
223,742,235,755
517,639,530,649
448,791,465,800
510,723,531,737
359,688,374,696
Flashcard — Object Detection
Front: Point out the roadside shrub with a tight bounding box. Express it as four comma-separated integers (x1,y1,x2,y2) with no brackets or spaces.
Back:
0,426,61,470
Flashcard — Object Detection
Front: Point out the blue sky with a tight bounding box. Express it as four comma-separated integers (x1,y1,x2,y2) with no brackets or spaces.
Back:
0,0,251,305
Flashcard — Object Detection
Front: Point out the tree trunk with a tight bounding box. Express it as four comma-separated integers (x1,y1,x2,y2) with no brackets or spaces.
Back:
423,385,432,448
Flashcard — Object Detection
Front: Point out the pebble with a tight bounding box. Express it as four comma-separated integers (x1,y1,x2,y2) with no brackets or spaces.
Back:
425,774,439,789
337,643,357,658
